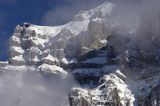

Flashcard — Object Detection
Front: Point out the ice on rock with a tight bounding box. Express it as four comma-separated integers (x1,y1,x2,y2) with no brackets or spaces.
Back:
70,69,135,106
61,58,69,64
69,88,91,106
9,55,25,66
9,36,21,46
38,64,68,78
9,46,24,57
43,54,59,65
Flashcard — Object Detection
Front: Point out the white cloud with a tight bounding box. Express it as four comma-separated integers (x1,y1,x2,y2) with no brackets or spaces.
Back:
0,69,75,106
41,0,106,26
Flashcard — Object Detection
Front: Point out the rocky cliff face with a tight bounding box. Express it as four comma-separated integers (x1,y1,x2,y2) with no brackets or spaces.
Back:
0,1,160,106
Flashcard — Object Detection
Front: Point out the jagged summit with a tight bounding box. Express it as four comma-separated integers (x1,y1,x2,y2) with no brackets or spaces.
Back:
0,1,160,106
8,1,114,67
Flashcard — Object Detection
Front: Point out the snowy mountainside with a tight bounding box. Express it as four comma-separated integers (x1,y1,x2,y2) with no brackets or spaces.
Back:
8,1,114,66
0,1,160,106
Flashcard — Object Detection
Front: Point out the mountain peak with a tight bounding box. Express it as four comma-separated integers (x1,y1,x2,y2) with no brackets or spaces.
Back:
1,1,160,106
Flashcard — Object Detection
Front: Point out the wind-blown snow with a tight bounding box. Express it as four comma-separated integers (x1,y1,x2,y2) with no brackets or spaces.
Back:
28,25,64,37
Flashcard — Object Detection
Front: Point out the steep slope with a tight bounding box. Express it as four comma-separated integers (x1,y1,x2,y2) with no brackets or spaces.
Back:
0,1,160,106
8,1,113,66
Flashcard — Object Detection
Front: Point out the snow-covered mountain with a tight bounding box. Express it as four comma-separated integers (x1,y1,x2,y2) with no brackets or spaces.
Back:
0,1,160,106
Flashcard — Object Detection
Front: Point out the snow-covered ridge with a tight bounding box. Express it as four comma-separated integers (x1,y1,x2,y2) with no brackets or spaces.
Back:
9,1,114,66
28,20,90,37
74,1,114,21
28,1,114,38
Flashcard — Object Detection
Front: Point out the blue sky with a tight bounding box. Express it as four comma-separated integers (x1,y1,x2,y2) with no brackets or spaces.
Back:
0,0,105,61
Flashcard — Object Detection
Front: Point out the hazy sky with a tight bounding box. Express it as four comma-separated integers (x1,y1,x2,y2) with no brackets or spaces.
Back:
0,0,105,60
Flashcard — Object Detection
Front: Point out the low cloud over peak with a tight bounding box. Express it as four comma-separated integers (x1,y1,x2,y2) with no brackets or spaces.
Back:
41,0,106,26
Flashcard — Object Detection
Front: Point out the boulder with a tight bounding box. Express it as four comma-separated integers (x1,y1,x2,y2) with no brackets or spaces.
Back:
39,64,67,78
9,36,21,47
69,88,91,106
13,25,23,34
9,46,24,57
43,54,59,65
9,55,25,66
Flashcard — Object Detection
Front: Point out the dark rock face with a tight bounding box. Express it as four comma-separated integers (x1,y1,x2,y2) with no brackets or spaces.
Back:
69,89,91,106
144,84,160,106
68,29,160,106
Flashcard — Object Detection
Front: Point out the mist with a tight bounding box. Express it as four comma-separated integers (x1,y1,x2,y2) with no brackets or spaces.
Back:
0,0,160,106
0,68,75,106
103,0,160,53
42,0,105,26
136,0,160,51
